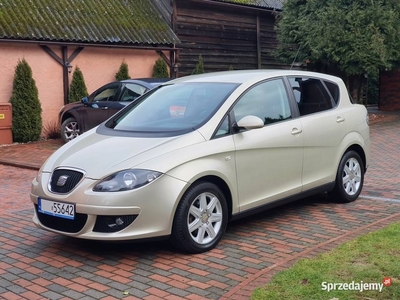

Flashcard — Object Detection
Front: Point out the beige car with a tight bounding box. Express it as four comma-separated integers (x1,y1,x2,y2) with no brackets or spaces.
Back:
31,70,370,253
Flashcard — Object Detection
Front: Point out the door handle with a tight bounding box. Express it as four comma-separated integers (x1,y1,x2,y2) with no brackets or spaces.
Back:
291,128,302,135
102,107,109,110
336,116,345,123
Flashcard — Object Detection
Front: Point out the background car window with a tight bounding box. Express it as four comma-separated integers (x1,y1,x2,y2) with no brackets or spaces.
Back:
233,79,292,125
93,84,120,102
324,81,340,105
121,84,147,102
288,77,333,116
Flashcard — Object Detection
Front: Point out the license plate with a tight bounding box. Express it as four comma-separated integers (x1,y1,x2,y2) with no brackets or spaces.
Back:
38,198,75,220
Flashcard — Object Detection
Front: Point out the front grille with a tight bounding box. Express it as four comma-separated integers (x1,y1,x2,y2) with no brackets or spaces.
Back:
93,215,138,233
49,169,84,194
35,204,88,233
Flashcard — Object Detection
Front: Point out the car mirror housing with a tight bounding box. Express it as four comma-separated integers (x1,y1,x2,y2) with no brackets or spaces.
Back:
81,96,89,105
235,115,264,131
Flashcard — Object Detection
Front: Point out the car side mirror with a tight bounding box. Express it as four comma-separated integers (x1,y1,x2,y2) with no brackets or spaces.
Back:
234,115,264,131
81,96,89,105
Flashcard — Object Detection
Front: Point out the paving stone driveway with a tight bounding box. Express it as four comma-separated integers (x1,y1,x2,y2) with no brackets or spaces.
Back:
1,117,399,300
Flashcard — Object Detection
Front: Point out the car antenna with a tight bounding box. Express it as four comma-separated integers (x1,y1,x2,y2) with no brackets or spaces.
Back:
290,45,301,70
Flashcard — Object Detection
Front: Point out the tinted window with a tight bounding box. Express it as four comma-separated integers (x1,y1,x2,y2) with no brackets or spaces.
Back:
233,79,292,125
288,77,333,116
324,81,340,105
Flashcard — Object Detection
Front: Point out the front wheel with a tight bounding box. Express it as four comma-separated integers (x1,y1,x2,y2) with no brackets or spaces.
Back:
171,182,228,253
61,117,80,143
329,150,364,203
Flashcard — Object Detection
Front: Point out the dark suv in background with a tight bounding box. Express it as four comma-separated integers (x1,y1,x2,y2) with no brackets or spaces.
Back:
60,78,170,142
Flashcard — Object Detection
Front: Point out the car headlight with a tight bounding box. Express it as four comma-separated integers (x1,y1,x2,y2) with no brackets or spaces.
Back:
93,169,162,192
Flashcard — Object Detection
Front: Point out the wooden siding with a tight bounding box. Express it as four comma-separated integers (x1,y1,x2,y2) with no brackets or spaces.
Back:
175,0,285,76
379,70,400,110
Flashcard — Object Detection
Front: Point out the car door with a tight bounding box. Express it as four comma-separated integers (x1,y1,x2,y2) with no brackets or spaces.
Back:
287,77,349,191
106,83,149,117
83,82,122,131
231,78,304,211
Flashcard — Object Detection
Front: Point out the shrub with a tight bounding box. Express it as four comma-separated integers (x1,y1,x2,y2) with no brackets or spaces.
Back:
192,55,205,75
43,120,61,140
152,57,169,78
9,58,42,143
69,66,88,103
115,60,130,80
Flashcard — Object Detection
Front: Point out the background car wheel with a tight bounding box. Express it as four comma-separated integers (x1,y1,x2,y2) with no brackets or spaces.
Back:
61,117,80,143
329,150,364,203
171,182,228,253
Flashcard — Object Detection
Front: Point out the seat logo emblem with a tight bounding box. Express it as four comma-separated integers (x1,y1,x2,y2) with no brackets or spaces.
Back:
56,175,69,187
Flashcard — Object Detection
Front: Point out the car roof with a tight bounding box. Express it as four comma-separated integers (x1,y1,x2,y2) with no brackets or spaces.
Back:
121,78,171,87
168,70,343,85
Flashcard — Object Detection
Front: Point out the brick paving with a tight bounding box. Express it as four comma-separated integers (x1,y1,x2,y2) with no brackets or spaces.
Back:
0,113,399,300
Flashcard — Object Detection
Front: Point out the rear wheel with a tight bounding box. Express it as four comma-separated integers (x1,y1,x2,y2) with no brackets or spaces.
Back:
329,150,364,203
171,182,228,253
61,117,80,143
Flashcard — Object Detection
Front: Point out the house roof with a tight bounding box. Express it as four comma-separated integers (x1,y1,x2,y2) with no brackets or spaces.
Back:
152,0,173,27
213,0,283,10
0,0,179,46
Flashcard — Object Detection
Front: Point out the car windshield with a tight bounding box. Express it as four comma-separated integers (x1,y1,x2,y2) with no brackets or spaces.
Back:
107,82,238,133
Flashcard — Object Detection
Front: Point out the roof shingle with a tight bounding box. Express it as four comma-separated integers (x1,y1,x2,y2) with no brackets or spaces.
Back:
0,0,179,45
213,0,283,10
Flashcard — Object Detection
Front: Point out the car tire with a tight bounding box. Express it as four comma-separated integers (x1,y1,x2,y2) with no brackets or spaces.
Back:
171,182,228,253
61,117,80,143
329,150,364,203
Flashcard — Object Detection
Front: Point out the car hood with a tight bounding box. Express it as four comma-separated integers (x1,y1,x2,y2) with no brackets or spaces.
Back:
41,130,206,179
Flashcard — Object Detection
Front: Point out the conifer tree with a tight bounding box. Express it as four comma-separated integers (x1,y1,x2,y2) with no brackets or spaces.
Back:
152,57,169,78
9,58,42,143
115,60,130,80
68,66,88,103
192,55,205,74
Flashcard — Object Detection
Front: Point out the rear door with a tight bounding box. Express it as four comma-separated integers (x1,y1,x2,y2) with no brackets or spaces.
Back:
287,77,348,191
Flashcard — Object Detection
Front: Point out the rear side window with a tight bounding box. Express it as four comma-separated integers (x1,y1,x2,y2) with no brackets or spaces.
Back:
288,77,333,116
121,83,147,102
324,81,340,105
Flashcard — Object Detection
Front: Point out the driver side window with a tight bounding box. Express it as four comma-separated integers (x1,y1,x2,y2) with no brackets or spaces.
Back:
233,79,292,126
93,83,120,102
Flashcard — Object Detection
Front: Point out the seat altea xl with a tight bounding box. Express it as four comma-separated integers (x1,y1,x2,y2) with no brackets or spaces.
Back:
31,70,370,253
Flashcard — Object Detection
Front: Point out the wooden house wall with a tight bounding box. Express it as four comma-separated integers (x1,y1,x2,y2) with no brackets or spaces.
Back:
175,1,285,76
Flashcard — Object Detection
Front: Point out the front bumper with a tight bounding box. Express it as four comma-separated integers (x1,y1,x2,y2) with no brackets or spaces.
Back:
30,172,188,240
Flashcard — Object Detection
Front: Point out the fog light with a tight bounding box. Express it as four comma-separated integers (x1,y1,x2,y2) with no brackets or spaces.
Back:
93,215,138,233
106,217,124,228
115,217,124,226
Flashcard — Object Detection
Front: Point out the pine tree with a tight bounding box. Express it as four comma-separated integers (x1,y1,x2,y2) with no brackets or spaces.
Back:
152,57,169,78
192,55,205,74
9,58,42,143
115,60,130,80
69,66,88,103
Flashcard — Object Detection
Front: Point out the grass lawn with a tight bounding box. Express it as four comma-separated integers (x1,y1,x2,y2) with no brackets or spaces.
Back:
251,222,400,300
